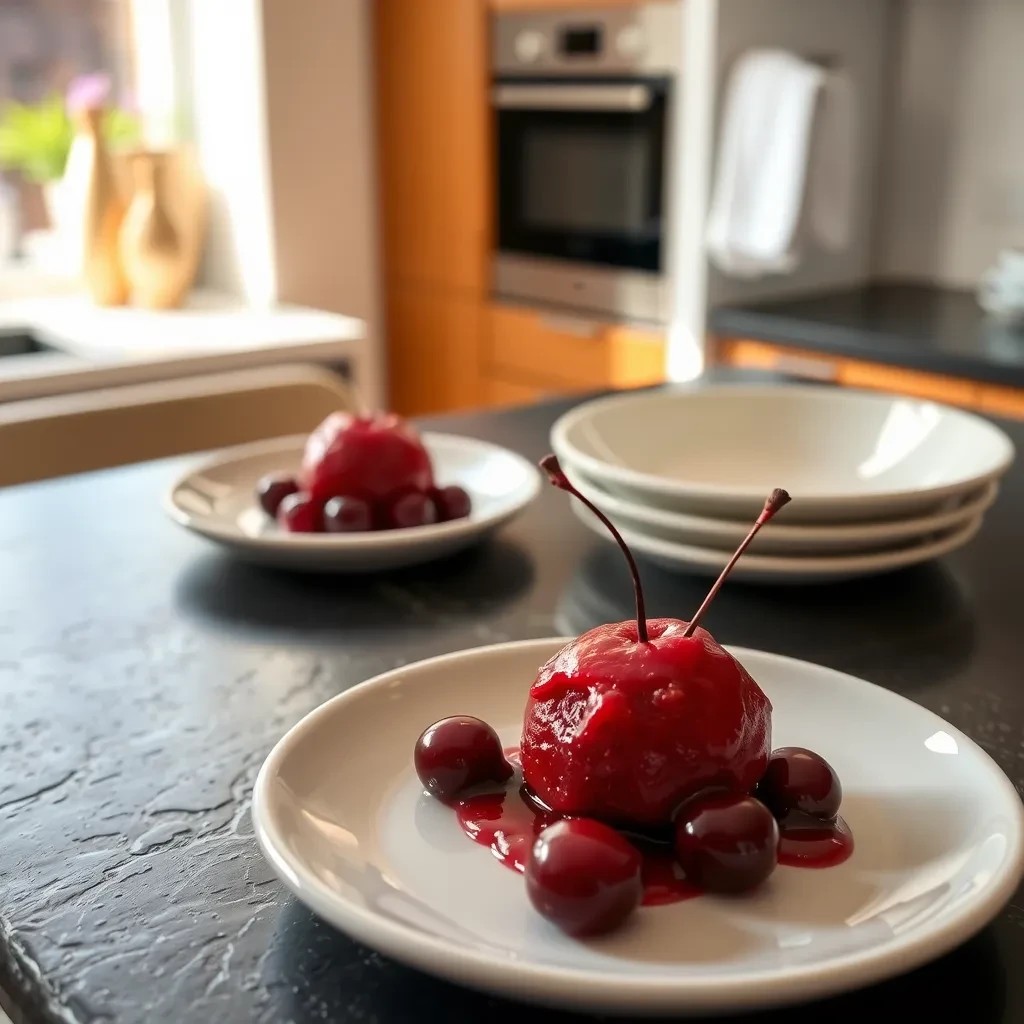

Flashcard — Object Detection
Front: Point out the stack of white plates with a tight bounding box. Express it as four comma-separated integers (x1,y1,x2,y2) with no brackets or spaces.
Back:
551,385,1015,583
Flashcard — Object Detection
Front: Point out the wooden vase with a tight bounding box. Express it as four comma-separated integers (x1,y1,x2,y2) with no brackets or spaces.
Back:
119,151,189,309
76,108,129,306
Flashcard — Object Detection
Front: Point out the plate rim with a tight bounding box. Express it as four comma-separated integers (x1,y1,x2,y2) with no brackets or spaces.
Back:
550,385,1016,511
252,637,1024,1014
571,501,984,573
163,431,542,551
562,460,1000,546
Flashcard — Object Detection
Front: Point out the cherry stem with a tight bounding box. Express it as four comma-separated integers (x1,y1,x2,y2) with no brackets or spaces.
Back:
681,488,791,638
540,454,649,644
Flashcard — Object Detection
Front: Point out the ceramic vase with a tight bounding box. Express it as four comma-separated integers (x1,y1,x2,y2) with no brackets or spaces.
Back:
119,150,189,309
74,108,129,306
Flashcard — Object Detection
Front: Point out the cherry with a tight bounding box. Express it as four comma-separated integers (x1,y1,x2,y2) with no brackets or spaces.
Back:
431,485,472,522
301,412,434,505
276,492,323,533
323,495,372,533
757,747,842,821
673,793,778,893
256,473,299,517
526,819,642,936
520,456,790,828
415,716,513,802
386,491,438,530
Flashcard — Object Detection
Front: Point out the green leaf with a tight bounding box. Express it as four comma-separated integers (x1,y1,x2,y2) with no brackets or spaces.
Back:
0,95,71,180
0,95,140,181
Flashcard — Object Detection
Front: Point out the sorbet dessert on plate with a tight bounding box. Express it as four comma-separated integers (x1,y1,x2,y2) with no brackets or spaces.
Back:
254,411,472,534
413,455,852,936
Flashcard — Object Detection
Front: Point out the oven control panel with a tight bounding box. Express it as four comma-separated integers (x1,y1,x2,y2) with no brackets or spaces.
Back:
493,5,682,77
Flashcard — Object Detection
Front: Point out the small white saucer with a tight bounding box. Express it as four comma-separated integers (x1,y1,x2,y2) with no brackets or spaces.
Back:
165,433,541,572
253,638,1024,1016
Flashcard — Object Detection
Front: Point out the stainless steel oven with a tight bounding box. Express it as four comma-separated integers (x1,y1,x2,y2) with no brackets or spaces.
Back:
492,5,681,324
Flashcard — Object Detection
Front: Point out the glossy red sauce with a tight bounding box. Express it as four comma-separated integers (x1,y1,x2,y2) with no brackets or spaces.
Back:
451,749,853,905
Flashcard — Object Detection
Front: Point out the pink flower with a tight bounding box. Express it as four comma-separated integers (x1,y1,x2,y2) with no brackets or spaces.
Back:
66,72,112,113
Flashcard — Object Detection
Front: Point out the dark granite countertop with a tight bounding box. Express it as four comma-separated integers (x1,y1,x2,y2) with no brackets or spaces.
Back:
2,378,1024,1024
711,282,1024,388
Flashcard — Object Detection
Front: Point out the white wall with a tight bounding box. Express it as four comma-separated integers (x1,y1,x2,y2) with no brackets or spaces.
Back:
260,0,382,330
259,0,384,402
185,0,277,305
178,0,383,396
874,0,1024,287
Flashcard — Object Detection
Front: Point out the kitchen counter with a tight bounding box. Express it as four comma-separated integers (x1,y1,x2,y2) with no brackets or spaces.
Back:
710,282,1024,389
0,289,380,407
2,375,1024,1023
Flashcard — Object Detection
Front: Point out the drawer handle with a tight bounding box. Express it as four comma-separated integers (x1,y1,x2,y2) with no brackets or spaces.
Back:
538,314,602,338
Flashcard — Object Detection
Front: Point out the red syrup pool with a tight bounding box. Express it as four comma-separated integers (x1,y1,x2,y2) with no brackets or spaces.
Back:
452,750,853,905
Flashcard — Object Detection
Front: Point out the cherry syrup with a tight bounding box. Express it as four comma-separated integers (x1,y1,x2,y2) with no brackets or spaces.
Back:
452,750,852,905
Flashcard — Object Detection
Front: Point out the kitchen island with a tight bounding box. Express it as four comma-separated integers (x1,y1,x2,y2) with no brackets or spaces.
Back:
1,377,1023,1023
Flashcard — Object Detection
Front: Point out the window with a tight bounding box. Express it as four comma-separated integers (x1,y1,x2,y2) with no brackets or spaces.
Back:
0,0,136,262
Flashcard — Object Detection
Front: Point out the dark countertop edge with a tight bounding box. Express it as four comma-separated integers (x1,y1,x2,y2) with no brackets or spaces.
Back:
0,926,68,1024
709,307,1024,390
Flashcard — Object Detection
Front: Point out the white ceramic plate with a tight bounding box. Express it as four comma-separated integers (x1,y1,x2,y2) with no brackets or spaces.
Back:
561,461,999,556
253,638,1024,1017
551,386,1015,523
165,433,541,572
571,503,984,583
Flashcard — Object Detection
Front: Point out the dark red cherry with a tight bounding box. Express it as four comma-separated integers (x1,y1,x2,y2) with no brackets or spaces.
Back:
257,473,299,516
276,492,323,533
414,716,512,802
431,485,472,522
323,495,372,533
757,747,842,821
674,793,778,894
526,819,642,936
386,491,438,529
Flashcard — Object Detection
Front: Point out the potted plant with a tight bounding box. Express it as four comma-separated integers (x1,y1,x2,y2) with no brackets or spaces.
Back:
0,73,138,237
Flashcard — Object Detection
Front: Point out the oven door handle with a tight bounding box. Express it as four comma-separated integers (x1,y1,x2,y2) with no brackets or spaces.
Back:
492,83,653,112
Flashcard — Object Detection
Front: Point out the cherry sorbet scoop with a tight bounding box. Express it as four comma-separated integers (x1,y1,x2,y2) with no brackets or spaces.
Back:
520,457,791,830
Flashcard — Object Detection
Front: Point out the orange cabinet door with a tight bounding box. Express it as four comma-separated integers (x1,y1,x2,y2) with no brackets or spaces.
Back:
488,303,665,390
978,384,1024,420
715,338,840,382
490,0,656,8
387,290,483,416
838,362,980,407
375,0,490,294
483,373,548,408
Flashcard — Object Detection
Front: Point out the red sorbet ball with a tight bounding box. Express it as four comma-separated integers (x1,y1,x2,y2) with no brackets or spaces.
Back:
520,618,772,829
300,412,434,505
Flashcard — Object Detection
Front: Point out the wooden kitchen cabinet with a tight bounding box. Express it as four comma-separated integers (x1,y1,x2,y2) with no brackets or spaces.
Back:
837,362,978,408
375,0,489,414
374,0,489,295
484,374,550,408
715,336,1024,419
386,289,483,416
374,0,669,415
978,384,1024,420
715,338,840,382
489,303,666,392
490,0,649,8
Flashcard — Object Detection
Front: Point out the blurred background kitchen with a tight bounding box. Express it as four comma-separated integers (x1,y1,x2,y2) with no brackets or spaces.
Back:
0,0,1022,487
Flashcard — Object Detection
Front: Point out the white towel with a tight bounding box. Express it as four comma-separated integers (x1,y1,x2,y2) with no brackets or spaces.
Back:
706,49,855,279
